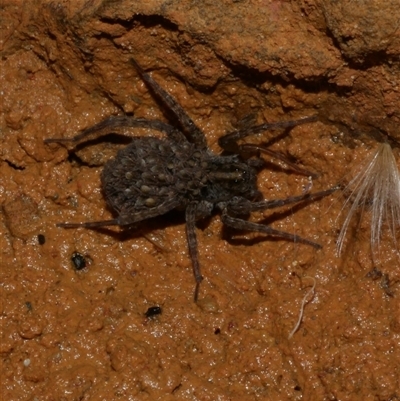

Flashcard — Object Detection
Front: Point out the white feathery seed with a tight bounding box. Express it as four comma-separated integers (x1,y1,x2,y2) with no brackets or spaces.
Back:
337,143,400,255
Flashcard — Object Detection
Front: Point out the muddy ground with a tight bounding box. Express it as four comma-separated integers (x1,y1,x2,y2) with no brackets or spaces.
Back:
1,1,400,400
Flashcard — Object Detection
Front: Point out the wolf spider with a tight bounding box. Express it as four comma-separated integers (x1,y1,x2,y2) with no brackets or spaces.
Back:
45,58,335,301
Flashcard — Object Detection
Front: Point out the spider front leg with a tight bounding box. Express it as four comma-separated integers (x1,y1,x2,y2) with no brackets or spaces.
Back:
219,115,317,150
44,116,187,145
130,58,207,150
227,187,338,215
239,143,318,178
218,115,318,177
221,208,322,249
220,187,338,248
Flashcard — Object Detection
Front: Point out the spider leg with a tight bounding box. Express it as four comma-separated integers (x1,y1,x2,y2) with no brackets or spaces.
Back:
44,116,187,145
56,219,119,228
56,198,182,228
185,202,204,302
239,143,318,178
220,187,337,248
220,208,322,249
130,58,207,150
227,187,337,215
218,115,317,151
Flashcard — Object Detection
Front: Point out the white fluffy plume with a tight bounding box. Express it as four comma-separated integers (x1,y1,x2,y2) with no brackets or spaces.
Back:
337,143,400,255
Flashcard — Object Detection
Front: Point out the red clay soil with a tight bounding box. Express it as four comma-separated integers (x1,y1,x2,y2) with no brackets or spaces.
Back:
1,1,400,400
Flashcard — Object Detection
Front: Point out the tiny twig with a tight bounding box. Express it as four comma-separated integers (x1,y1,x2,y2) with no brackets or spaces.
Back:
288,276,316,339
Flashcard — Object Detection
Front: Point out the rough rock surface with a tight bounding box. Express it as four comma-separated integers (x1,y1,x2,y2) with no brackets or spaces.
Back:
1,1,400,400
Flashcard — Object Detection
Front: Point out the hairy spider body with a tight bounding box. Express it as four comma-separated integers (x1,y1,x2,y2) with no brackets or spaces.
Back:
45,58,335,301
103,137,260,224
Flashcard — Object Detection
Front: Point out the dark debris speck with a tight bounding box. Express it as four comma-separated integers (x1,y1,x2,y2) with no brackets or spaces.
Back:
71,252,87,270
145,306,162,318
38,234,46,245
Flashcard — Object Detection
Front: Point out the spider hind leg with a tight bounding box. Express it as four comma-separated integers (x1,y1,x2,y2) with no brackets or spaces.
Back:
56,219,119,229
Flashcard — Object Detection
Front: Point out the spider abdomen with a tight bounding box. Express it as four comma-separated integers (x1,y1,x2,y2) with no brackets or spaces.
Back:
101,136,208,220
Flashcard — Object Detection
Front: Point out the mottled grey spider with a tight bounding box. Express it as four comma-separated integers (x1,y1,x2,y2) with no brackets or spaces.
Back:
45,58,335,301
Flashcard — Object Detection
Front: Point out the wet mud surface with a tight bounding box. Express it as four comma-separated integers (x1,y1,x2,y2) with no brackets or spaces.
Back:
1,1,400,400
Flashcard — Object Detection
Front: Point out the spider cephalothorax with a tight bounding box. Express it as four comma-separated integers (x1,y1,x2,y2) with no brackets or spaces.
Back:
45,58,335,301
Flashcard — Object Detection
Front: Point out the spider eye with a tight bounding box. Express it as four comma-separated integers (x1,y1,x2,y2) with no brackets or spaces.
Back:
234,168,246,183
